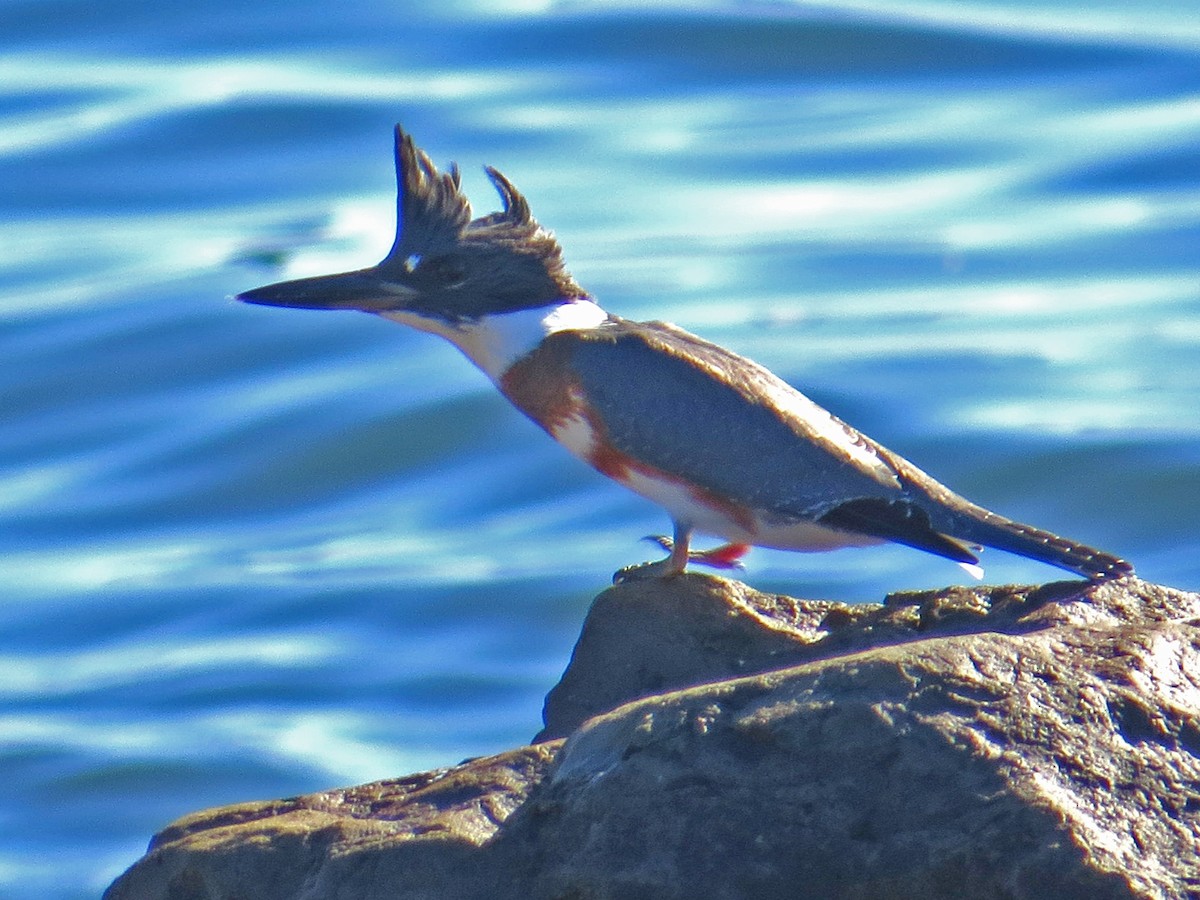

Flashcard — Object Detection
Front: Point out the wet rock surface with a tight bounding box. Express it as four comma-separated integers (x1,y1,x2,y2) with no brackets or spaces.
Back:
107,575,1200,900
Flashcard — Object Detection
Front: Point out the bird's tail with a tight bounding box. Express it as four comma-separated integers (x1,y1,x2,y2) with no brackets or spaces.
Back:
873,447,1135,582
942,505,1132,582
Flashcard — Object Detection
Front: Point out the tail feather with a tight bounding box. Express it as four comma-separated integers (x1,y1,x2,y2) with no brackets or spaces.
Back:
816,494,1132,581
873,448,1134,582
947,508,1133,581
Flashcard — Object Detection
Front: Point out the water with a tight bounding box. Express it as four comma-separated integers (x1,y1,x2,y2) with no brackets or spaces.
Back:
2,2,1198,895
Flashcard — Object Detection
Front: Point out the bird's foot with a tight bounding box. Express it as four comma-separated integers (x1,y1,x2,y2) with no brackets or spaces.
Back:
612,536,750,584
613,556,683,584
646,535,750,570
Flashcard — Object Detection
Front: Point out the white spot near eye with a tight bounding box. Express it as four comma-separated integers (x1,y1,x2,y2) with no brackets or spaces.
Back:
403,254,422,273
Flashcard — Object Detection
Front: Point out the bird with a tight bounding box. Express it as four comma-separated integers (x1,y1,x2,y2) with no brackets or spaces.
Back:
238,125,1133,584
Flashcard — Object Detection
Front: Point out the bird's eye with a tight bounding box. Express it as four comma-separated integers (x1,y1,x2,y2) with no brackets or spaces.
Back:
421,255,466,288
403,254,422,274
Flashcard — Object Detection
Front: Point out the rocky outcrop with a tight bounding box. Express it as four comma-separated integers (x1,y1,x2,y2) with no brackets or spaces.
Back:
106,575,1200,899
104,743,561,900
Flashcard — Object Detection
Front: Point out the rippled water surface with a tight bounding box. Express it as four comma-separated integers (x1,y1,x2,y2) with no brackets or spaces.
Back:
3,2,1198,895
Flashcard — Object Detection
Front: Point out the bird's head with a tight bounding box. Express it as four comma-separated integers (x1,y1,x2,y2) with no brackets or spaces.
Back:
238,126,584,321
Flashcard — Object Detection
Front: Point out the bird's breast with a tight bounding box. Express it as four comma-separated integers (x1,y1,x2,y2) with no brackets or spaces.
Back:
498,347,753,536
552,409,762,541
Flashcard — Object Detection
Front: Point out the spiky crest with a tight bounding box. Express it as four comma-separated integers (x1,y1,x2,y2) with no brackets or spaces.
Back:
388,127,472,260
383,126,583,304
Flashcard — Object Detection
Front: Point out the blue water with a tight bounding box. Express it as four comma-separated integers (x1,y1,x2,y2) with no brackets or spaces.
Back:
3,2,1198,895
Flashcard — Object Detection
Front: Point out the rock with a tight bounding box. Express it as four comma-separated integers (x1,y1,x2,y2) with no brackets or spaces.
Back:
104,743,560,900
538,574,1122,740
106,575,1200,900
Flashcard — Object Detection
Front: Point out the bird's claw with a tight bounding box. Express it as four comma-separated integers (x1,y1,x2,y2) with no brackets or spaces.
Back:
612,535,750,583
613,556,680,584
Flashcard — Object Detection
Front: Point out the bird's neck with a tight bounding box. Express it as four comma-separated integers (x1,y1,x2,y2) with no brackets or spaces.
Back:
380,297,609,383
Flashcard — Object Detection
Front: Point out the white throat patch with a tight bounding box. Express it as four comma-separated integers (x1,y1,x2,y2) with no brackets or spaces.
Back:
383,299,608,383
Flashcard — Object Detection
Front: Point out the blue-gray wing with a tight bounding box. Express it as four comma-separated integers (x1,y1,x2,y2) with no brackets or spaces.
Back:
563,318,907,519
556,318,1132,579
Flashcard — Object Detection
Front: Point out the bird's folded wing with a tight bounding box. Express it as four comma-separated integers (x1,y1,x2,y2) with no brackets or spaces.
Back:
562,318,906,518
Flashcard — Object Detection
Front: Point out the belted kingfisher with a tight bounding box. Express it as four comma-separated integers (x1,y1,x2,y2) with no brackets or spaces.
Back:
239,126,1133,584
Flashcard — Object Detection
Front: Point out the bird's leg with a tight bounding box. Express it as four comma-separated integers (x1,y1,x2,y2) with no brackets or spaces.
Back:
614,524,751,583
644,535,750,570
613,521,695,583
